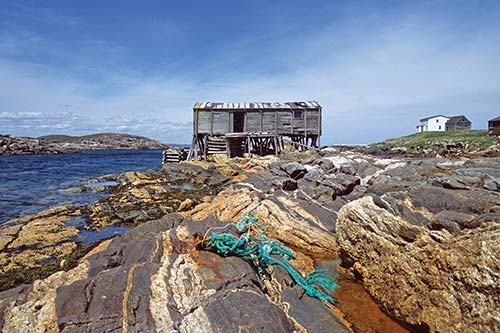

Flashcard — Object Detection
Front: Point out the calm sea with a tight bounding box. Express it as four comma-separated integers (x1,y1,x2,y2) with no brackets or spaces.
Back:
0,150,163,224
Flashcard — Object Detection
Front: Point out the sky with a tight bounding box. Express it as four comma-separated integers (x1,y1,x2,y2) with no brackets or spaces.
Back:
0,0,499,144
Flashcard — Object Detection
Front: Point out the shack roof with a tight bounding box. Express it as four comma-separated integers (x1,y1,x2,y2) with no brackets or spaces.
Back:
193,101,321,110
419,115,449,122
489,116,500,122
446,115,471,124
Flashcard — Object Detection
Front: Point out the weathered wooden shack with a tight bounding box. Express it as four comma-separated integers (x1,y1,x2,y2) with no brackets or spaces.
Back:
445,115,471,131
488,116,500,136
188,101,322,158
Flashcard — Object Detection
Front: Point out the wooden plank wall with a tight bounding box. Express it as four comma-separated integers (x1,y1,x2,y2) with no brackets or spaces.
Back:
276,111,291,132
195,109,320,135
197,111,212,133
246,111,261,132
212,112,230,134
197,111,230,134
306,111,320,134
262,112,276,131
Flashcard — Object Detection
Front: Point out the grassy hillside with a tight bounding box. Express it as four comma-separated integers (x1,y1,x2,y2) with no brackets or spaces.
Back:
372,130,498,150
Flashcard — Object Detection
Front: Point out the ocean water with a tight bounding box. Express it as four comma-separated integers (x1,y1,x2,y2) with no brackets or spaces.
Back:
0,150,163,224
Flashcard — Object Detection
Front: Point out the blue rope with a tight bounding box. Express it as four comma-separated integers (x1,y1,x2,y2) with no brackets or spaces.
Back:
204,202,337,304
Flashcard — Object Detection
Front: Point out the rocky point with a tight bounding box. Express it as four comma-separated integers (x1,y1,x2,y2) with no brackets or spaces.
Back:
0,148,498,332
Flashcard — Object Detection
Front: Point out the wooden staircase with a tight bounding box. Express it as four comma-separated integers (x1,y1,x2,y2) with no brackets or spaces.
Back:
162,148,188,164
205,136,228,156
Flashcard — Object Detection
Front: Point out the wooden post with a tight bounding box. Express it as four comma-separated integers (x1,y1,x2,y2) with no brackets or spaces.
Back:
188,135,195,159
246,136,251,155
203,136,207,160
318,106,322,147
193,110,198,135
275,110,278,133
304,109,308,146
274,135,279,155
210,110,214,135
290,110,294,135
260,110,263,132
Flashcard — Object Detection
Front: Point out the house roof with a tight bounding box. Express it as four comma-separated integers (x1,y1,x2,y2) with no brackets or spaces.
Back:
446,115,471,124
193,101,321,110
489,116,500,122
419,115,449,122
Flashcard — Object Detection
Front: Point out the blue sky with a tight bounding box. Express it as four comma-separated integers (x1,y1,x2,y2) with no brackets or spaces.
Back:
1,0,499,144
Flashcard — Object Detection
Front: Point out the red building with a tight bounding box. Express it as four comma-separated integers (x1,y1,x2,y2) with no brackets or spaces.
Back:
488,116,500,136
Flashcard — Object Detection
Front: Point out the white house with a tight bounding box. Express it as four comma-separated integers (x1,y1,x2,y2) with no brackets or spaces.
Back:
416,115,450,132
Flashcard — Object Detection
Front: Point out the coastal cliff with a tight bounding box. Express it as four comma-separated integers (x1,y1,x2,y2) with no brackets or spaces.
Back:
0,149,498,332
0,133,169,156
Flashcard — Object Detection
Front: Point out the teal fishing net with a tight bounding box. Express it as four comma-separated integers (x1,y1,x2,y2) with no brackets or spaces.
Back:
203,202,337,304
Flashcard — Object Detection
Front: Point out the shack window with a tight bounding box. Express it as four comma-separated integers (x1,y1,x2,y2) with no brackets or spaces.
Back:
213,112,221,119
294,110,303,119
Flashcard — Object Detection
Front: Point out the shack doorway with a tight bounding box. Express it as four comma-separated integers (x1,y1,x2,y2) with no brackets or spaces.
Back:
233,112,245,132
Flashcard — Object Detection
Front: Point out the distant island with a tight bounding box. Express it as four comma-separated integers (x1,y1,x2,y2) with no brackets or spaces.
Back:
0,133,170,155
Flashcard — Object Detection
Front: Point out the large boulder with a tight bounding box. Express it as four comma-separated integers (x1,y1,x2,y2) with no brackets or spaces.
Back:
336,196,500,333
321,174,361,199
282,162,308,179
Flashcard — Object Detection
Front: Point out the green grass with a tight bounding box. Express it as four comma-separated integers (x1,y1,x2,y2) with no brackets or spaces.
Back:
372,130,499,150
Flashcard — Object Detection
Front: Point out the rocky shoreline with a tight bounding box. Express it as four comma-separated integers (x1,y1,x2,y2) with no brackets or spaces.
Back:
0,134,169,156
354,142,500,158
345,130,500,158
0,149,498,332
0,135,77,155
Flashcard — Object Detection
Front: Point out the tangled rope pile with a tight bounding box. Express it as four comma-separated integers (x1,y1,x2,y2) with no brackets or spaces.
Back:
202,202,337,304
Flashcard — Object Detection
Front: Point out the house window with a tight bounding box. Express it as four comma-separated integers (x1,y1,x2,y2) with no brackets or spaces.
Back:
439,125,441,130
436,119,439,123
294,110,303,119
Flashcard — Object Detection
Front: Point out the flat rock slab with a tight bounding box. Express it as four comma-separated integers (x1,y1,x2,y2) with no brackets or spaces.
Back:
0,214,349,333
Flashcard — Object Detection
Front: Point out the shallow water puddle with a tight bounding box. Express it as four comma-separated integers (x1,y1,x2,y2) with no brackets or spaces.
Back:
334,280,419,333
65,216,87,228
86,180,119,188
314,259,420,333
73,225,130,244
168,183,198,191
66,216,130,244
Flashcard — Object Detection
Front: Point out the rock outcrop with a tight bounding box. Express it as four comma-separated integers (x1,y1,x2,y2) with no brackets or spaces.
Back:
0,135,76,155
1,147,499,332
0,213,351,332
40,133,169,151
0,133,169,156
0,163,231,291
336,158,500,333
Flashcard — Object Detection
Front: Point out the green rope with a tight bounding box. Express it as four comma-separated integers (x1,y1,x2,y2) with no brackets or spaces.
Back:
204,202,337,304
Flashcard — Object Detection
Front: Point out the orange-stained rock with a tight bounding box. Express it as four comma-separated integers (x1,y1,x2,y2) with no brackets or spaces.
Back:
337,196,500,333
